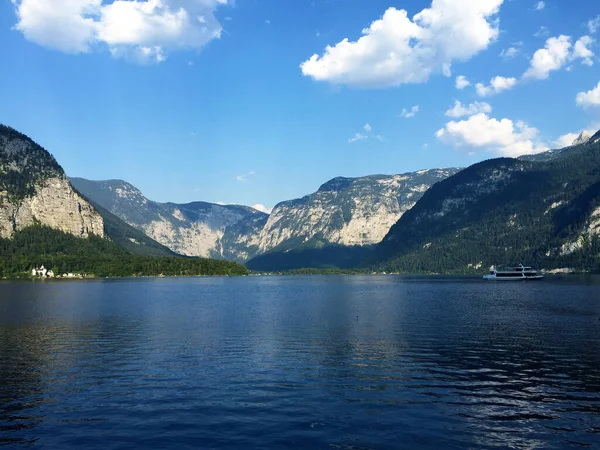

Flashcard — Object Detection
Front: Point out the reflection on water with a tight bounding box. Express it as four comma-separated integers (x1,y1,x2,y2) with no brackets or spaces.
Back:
0,276,599,449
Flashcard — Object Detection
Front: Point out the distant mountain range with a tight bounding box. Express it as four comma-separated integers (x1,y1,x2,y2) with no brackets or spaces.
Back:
1,125,178,257
0,124,248,278
2,122,599,274
70,177,268,261
71,169,460,263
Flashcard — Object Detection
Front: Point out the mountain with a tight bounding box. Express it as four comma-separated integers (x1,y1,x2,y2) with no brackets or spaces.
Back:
0,124,248,278
87,201,177,257
0,125,104,239
573,131,592,146
374,134,600,273
69,178,269,261
520,132,592,163
245,169,460,271
256,169,460,253
73,169,459,269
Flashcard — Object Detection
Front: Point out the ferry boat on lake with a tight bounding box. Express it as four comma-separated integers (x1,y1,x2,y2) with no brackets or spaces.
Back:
483,264,543,280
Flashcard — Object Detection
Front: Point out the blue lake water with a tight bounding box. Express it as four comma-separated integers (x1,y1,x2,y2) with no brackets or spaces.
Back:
0,275,599,449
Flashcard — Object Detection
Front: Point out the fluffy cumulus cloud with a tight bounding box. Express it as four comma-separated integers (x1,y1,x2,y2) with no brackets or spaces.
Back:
475,76,517,97
576,82,600,108
523,35,572,79
534,1,545,11
436,113,548,157
445,100,492,118
11,0,228,63
523,35,595,79
455,75,470,89
300,0,504,88
573,36,595,66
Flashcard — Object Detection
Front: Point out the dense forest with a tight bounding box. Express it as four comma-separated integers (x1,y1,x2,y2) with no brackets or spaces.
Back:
246,244,373,271
0,124,64,200
0,226,248,278
372,139,600,274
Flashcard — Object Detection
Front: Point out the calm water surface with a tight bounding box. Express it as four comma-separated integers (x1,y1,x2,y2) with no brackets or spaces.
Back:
0,275,599,449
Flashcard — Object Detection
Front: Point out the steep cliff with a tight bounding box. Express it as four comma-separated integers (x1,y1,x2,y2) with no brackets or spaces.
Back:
69,178,268,261
0,125,104,239
256,169,460,253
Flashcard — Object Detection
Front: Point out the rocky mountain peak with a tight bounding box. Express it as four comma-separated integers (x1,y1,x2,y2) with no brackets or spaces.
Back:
255,168,461,254
70,178,269,261
573,131,591,146
0,125,104,239
318,177,354,192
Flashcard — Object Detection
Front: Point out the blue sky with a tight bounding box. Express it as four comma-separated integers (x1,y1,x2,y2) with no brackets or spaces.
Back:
1,0,599,212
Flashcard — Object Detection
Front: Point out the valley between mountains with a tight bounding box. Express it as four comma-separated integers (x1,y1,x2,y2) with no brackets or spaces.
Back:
2,123,600,275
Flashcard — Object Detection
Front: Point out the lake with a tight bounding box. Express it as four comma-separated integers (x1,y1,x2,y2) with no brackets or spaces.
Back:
0,275,599,449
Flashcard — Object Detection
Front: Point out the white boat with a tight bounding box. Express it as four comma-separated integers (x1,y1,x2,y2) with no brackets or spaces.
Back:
483,264,543,280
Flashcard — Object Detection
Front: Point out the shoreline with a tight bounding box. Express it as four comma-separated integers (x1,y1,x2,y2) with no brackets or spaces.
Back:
4,271,597,282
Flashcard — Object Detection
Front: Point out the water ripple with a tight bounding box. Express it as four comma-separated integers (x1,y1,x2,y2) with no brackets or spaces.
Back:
0,275,599,449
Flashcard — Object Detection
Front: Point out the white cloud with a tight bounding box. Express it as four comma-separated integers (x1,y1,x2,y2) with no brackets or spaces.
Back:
553,133,580,148
349,123,383,143
251,204,273,214
573,36,595,66
523,35,571,79
436,113,548,157
576,82,600,108
475,76,517,96
11,0,228,63
455,75,470,89
400,105,420,118
348,133,368,144
554,127,598,147
588,16,600,34
236,171,255,182
534,1,545,11
500,47,519,60
445,100,492,118
523,34,595,80
300,0,503,88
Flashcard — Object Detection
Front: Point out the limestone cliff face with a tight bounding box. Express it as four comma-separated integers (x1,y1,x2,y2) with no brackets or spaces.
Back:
72,169,460,261
0,177,104,238
0,125,104,239
257,169,460,253
69,178,268,261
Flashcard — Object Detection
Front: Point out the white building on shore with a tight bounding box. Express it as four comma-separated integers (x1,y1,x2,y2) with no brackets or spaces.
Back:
31,266,55,278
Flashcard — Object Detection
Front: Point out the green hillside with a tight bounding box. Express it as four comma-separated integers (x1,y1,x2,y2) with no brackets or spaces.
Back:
373,137,600,273
0,226,248,278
